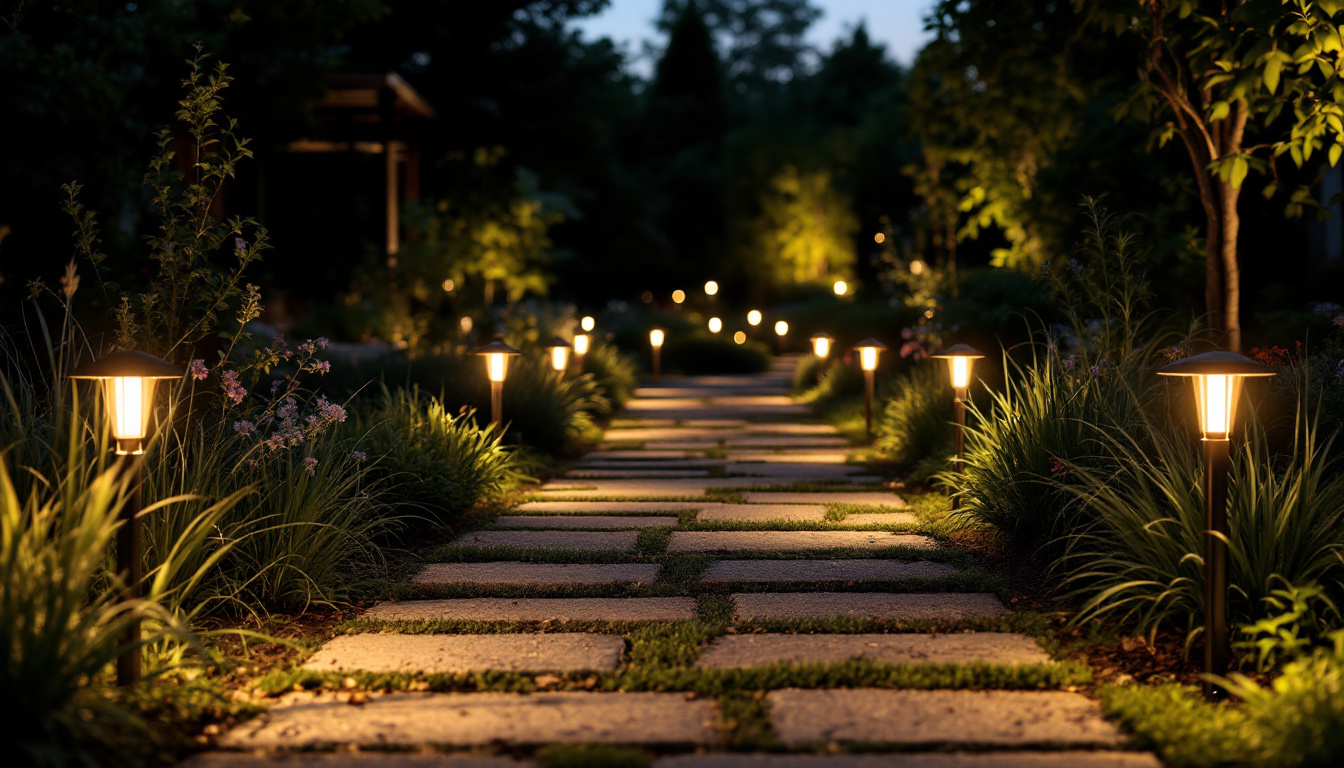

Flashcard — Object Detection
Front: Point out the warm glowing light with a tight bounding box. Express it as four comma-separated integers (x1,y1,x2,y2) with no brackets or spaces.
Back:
574,334,591,356
874,232,885,244
733,331,746,344
952,357,971,388
859,347,879,371
833,280,848,296
650,328,665,348
747,310,762,326
924,309,935,319
109,377,148,440
550,346,570,372
704,280,719,296
1202,375,1232,435
910,260,926,275
812,336,831,359
708,317,723,333
1156,351,1275,441
487,353,508,383
672,290,686,304
460,316,474,333
581,316,596,332
774,321,789,336
442,279,455,292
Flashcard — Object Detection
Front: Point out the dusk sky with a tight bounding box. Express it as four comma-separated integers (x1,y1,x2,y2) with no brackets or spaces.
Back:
571,0,938,77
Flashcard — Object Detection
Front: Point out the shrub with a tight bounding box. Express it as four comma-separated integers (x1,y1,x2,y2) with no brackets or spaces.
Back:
1225,634,1344,767
792,354,822,392
801,358,864,406
875,363,954,483
355,386,522,523
662,335,771,375
580,342,639,407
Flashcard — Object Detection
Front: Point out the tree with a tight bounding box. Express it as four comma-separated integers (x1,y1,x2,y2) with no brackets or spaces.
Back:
745,164,857,287
1091,0,1344,351
655,0,822,92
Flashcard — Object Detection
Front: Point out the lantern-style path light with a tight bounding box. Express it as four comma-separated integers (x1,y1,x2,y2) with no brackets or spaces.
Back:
544,337,572,375
475,340,520,427
932,344,985,510
649,327,666,383
854,339,886,443
69,349,184,686
773,320,789,354
810,333,834,385
572,332,591,366
1158,350,1274,698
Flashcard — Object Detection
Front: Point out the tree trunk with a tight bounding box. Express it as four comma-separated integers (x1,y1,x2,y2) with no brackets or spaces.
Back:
1217,179,1243,353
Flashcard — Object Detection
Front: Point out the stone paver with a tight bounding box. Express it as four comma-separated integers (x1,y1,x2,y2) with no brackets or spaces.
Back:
722,463,872,479
565,469,710,479
516,501,707,513
448,530,638,552
695,504,829,522
695,632,1050,669
723,436,849,447
668,531,936,553
304,633,625,674
837,512,917,526
495,515,677,529
537,478,743,497
579,458,725,468
413,563,661,587
653,753,1161,768
591,450,691,460
724,450,852,464
366,597,696,622
220,692,717,748
732,592,1008,621
767,689,1126,747
746,492,907,507
700,559,959,585
186,755,527,768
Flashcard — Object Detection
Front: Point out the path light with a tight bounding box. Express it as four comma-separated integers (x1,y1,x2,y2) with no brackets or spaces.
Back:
544,337,572,375
810,333,834,384
672,290,686,305
649,327,666,383
705,280,719,296
441,279,455,292
1158,350,1274,698
747,310,762,327
833,280,848,297
581,316,596,332
475,340,520,428
69,350,184,685
774,321,789,354
708,317,723,334
733,331,746,345
572,333,591,365
854,339,886,443
932,344,985,511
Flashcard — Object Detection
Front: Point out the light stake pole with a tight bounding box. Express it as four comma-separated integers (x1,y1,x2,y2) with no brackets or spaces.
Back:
854,339,886,444
475,340,520,428
69,350,183,686
1158,350,1273,699
810,333,833,385
649,328,665,384
932,345,985,511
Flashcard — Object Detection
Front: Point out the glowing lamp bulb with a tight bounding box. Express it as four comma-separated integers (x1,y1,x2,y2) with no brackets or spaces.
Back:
708,317,723,333
672,290,686,304
932,345,986,397
69,350,184,456
747,310,762,326
650,329,665,348
774,321,789,337
704,280,719,296
733,331,746,344
833,280,847,296
860,347,879,371
110,377,149,440
487,353,508,382
581,316,596,332
812,336,831,359
442,279,455,292
951,357,971,388
573,334,591,356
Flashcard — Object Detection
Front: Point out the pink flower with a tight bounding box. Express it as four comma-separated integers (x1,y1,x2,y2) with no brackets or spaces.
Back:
316,337,330,350
298,341,314,355
317,397,347,424
234,237,246,252
190,359,208,381
233,420,255,435
351,450,368,463
302,456,318,477
311,360,331,375
221,370,246,404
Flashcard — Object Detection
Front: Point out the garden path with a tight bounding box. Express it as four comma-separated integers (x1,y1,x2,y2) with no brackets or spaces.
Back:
195,358,1159,767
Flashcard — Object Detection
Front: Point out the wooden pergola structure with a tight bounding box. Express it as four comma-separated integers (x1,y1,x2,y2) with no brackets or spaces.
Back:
285,73,436,263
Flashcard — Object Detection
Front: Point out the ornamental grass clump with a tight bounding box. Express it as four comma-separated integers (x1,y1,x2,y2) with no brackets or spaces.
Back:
579,342,639,407
356,386,523,522
501,355,609,454
875,363,954,483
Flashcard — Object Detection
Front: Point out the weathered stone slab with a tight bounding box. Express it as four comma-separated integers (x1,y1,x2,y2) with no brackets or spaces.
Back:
837,512,917,527
366,597,697,622
668,531,936,554
732,592,1007,621
642,441,723,450
709,395,799,407
219,692,717,748
723,436,850,447
186,754,527,768
683,419,751,428
494,516,677,529
722,463,870,479
653,753,1161,768
767,689,1126,747
413,563,661,587
304,633,626,674
700,559,959,585
449,530,638,552
742,424,840,436
695,504,828,523
517,501,706,513
695,632,1050,669
579,458,725,468
746,492,907,507
565,468,710,479
724,450,852,464
537,478,743,498
590,450,691,460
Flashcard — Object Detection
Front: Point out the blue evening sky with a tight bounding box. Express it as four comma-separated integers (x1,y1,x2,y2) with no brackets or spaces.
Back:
570,0,938,77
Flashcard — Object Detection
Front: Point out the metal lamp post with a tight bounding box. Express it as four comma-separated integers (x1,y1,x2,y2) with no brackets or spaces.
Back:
931,344,985,510
854,339,886,443
475,340,520,427
649,328,665,383
544,337,573,376
1157,350,1274,697
69,350,183,686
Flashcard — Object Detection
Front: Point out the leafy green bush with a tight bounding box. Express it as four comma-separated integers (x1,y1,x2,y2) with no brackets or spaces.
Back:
792,354,823,392
1225,633,1344,767
875,363,954,482
580,342,639,407
801,358,864,405
355,387,522,522
1100,684,1251,768
662,335,771,375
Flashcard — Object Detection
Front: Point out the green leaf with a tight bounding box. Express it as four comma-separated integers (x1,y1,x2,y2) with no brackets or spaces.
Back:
1330,143,1342,167
1264,58,1282,94
1212,100,1231,120
1230,157,1250,189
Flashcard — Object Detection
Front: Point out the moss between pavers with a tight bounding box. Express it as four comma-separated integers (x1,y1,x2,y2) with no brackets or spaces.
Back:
679,519,919,533
426,543,974,565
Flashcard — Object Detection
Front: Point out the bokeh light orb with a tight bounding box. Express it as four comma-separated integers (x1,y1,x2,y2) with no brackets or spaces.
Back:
774,320,788,336
833,280,848,296
733,331,746,344
747,310,762,326
672,289,686,304
704,280,719,296
708,317,723,333
581,316,596,332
